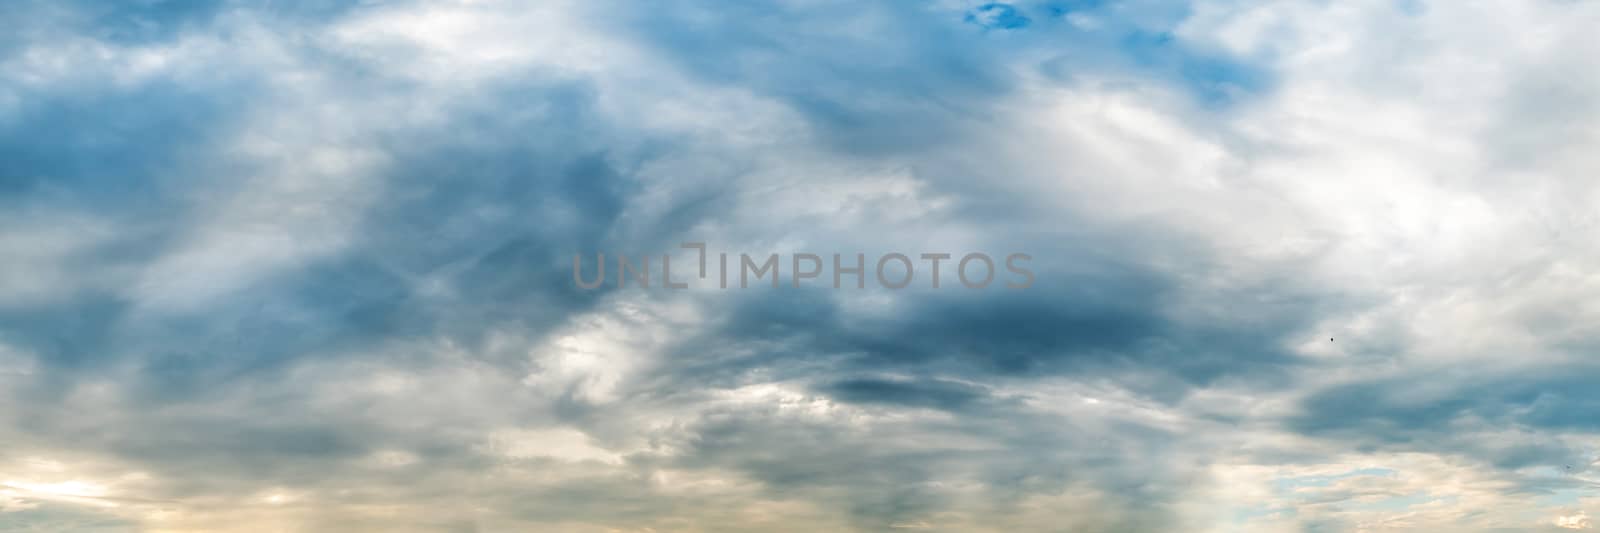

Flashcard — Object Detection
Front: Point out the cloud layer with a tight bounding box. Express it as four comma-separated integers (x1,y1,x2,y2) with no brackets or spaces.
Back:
3,0,1600,531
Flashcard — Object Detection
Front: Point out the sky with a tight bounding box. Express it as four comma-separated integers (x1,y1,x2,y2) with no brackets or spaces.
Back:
2,0,1600,531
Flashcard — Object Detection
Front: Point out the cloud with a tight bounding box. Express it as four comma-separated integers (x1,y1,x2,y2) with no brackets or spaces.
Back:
3,0,1600,532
